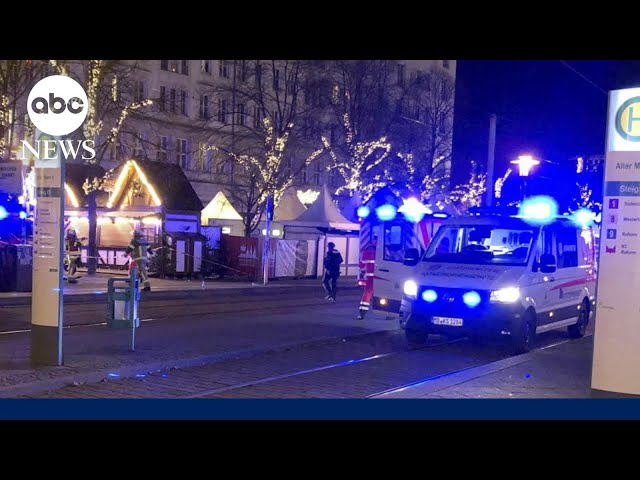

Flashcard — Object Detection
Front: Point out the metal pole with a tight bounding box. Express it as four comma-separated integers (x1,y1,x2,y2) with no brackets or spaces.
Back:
263,195,271,285
131,266,136,351
485,113,497,206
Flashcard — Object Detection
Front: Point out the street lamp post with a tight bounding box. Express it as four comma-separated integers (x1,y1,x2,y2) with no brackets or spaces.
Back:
511,155,540,200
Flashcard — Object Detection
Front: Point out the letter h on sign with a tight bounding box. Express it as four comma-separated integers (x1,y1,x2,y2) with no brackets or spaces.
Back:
628,106,640,132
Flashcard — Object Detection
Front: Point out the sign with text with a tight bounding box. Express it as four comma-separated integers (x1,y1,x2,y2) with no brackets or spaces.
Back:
592,87,640,396
0,161,23,194
31,129,64,366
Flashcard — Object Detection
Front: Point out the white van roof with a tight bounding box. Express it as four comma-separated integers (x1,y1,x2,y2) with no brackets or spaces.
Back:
444,214,581,229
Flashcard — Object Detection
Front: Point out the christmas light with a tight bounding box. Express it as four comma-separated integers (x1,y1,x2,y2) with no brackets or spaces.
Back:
107,161,132,208
576,157,584,174
324,112,391,199
64,183,80,208
494,169,512,199
130,160,162,206
297,189,320,205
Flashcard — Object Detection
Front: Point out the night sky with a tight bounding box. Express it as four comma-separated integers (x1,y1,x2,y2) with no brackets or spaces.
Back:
452,60,640,182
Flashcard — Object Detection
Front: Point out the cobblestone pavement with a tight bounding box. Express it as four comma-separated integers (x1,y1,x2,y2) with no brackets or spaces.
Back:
20,325,585,399
0,288,393,395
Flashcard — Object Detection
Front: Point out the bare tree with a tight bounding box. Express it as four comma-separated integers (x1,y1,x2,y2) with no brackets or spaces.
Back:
209,118,324,236
0,60,46,160
391,66,456,198
201,60,326,236
323,60,397,200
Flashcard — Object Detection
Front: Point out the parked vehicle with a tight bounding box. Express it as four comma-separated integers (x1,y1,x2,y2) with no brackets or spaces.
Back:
399,209,597,353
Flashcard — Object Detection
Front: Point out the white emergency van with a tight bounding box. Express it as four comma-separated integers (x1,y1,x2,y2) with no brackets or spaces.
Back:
399,211,597,353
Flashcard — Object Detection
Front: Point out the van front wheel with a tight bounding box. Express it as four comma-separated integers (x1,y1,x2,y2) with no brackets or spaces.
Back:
406,328,428,347
511,311,536,355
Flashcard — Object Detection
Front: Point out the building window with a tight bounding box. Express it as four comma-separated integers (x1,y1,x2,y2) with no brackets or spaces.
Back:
201,60,211,75
237,103,245,126
215,152,226,174
273,68,280,90
397,64,406,86
195,143,208,171
157,136,168,162
253,105,261,129
181,60,189,76
313,162,321,185
133,80,145,102
286,77,295,96
110,143,123,163
199,95,209,119
170,88,176,113
443,60,450,69
219,60,229,78
170,60,179,73
176,138,188,169
179,90,188,115
160,60,168,71
159,86,166,112
217,98,227,124
133,133,145,158
239,60,247,82
255,62,262,88
205,148,213,172
304,81,311,106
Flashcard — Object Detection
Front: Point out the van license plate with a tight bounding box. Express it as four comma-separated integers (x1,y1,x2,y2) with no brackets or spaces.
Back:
432,316,463,327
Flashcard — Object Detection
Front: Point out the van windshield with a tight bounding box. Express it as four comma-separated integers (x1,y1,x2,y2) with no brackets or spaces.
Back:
424,224,539,266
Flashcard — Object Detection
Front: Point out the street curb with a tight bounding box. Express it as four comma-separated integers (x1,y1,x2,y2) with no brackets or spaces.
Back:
0,283,361,306
0,329,395,398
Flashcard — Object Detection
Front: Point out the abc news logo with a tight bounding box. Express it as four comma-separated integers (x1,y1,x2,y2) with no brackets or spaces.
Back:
30,93,85,115
20,75,95,162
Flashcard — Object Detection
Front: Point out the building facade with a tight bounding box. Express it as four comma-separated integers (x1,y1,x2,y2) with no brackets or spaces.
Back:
1,59,457,225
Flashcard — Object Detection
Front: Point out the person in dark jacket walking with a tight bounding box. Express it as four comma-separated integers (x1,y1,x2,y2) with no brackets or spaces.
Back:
322,242,343,301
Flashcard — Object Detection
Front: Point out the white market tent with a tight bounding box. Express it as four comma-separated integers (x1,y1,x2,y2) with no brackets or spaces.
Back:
287,184,359,231
282,184,359,277
274,187,307,221
201,191,243,224
201,191,245,236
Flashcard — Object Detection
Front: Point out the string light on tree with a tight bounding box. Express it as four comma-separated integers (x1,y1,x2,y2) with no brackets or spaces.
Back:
322,112,391,202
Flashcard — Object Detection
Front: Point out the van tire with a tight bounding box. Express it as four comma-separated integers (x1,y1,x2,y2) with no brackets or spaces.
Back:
406,328,428,347
511,310,536,355
568,299,589,338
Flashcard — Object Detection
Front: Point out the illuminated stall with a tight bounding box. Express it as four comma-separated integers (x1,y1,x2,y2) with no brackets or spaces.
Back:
62,160,204,274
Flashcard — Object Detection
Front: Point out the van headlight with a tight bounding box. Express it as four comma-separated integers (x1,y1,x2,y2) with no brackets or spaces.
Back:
403,280,418,298
490,287,520,303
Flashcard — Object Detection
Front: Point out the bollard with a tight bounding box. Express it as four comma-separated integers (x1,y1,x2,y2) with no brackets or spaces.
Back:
106,267,140,351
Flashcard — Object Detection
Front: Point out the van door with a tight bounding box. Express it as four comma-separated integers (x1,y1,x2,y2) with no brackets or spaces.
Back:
550,223,587,320
372,221,408,312
528,225,557,325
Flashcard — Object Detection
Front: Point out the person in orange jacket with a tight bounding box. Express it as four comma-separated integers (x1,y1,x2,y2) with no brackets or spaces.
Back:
357,244,376,319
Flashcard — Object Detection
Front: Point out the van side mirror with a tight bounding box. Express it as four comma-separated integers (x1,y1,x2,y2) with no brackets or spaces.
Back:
403,248,420,266
539,253,556,273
